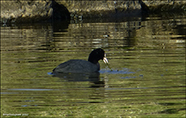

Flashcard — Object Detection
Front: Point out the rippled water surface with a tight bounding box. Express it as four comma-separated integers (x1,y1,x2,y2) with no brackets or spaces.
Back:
1,15,186,117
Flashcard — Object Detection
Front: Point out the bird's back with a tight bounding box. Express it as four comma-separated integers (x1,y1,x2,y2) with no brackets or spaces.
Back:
53,59,100,73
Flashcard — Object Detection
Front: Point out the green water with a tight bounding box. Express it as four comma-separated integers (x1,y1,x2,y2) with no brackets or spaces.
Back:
1,15,185,117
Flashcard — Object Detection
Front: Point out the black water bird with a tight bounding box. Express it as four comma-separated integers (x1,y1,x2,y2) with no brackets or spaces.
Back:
52,48,108,73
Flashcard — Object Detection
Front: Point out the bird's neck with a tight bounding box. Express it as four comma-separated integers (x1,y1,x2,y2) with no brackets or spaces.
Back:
88,56,98,64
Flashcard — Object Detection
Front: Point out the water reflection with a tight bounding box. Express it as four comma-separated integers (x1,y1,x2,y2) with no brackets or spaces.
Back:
53,72,99,81
100,68,135,74
52,72,105,88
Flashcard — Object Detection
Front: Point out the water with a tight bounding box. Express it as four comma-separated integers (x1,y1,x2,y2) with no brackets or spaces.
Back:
1,15,185,117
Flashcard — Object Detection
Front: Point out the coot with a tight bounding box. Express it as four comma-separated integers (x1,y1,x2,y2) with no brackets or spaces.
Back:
52,48,108,73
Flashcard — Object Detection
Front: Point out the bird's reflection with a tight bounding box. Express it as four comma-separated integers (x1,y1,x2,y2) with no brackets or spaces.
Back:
52,72,105,88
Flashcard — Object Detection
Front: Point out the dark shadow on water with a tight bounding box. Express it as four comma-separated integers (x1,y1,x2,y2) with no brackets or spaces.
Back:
49,68,137,87
52,72,105,88
49,68,139,88
52,72,100,82
158,108,186,114
158,103,184,106
157,102,186,114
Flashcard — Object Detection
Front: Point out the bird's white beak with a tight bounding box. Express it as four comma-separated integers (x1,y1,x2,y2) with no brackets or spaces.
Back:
103,54,108,64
